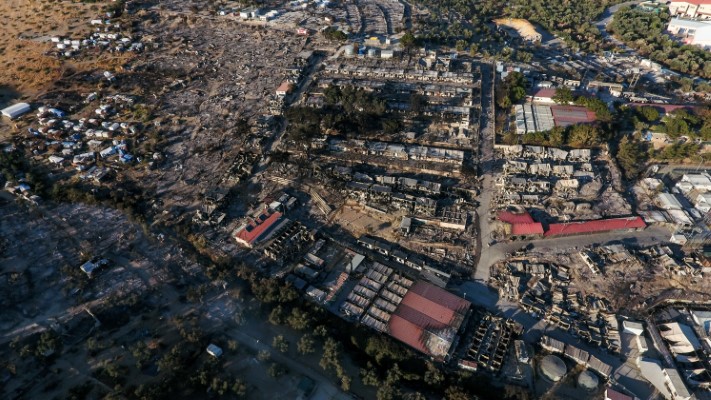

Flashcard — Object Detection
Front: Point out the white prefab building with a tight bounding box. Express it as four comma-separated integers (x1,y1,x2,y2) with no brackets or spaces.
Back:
1,103,31,119
622,320,644,336
695,193,711,213
667,17,711,48
639,357,693,400
48,155,65,164
668,0,711,20
681,173,711,191
657,193,685,210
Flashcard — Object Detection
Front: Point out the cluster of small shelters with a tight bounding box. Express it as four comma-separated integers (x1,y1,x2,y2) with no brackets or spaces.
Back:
15,94,139,178
638,172,711,233
314,55,480,140
540,336,614,379
50,18,143,58
491,260,621,353
460,313,518,373
356,235,453,285
327,139,464,177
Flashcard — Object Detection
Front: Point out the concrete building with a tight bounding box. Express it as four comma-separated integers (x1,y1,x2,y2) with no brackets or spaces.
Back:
667,17,711,48
668,0,711,20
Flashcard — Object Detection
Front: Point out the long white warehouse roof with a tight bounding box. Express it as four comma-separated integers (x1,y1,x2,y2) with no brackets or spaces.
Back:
1,102,31,119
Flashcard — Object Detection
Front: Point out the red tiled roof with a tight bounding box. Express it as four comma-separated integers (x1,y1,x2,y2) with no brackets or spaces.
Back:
532,88,557,99
387,281,470,358
545,217,646,237
678,0,711,5
406,281,471,315
234,211,283,245
395,304,450,330
550,105,597,126
498,210,535,224
388,314,430,355
276,81,293,93
511,222,544,235
605,388,633,400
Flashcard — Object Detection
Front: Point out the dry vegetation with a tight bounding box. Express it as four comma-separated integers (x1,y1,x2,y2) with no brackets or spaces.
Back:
0,0,112,96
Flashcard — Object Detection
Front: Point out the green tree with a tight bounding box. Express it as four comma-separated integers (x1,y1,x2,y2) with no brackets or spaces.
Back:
267,363,287,378
638,106,660,123
360,363,380,386
665,116,690,138
272,335,289,353
423,361,444,386
444,386,471,400
269,305,285,325
617,135,648,179
567,124,600,148
297,334,316,355
409,93,427,114
286,307,311,330
320,338,342,371
400,32,417,49
232,379,247,397
552,87,574,104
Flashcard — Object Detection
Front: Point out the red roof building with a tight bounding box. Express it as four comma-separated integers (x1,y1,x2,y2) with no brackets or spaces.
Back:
511,222,545,236
604,388,634,400
498,211,544,237
545,217,646,237
550,105,597,127
498,210,535,224
530,88,557,103
276,81,293,96
234,209,284,247
387,281,471,360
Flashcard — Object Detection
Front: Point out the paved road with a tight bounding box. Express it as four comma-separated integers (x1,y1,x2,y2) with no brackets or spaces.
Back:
472,60,497,280
474,225,671,281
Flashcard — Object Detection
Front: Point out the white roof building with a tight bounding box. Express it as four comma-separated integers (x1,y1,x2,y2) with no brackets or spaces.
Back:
657,193,684,210
695,192,711,213
681,173,711,192
1,103,31,119
659,322,701,354
667,17,711,48
668,1,711,20
639,358,692,400
622,320,644,336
